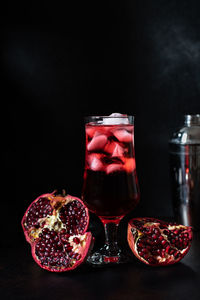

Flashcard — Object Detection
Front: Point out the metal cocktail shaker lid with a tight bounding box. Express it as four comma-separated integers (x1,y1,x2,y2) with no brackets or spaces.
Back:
169,114,200,156
184,114,200,126
169,114,200,146
169,114,200,154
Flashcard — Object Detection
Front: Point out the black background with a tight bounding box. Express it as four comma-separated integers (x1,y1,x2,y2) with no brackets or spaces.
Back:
1,0,200,251
1,1,200,299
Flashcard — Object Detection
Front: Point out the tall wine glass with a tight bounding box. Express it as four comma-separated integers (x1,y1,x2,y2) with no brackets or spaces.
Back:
82,115,140,264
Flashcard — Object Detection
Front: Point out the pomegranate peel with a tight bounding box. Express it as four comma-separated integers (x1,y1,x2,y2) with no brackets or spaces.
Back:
22,191,92,272
127,217,192,266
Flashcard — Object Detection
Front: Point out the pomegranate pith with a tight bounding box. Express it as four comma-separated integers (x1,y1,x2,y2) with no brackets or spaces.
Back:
127,218,192,266
22,191,92,272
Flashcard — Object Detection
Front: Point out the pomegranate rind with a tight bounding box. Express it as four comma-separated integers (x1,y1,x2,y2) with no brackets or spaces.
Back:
31,232,92,272
22,192,92,272
127,217,192,266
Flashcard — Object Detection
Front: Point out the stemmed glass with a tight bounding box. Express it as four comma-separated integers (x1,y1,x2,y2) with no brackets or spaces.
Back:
82,115,140,265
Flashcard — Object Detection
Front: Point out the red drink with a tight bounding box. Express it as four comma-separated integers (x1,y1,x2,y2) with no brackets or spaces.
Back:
82,123,140,218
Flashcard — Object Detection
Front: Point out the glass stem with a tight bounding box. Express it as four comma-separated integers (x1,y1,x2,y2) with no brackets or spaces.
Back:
103,222,120,256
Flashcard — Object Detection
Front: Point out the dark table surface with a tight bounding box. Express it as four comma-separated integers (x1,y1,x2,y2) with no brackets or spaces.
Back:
1,232,200,300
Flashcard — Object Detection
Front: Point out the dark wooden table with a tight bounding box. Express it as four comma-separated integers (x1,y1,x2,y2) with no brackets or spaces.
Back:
1,232,200,300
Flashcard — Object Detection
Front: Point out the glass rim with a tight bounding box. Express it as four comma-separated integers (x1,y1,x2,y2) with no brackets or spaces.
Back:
84,115,134,125
84,115,134,118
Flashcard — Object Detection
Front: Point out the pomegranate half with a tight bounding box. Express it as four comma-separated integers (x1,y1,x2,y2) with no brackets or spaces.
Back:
22,191,92,272
127,217,192,266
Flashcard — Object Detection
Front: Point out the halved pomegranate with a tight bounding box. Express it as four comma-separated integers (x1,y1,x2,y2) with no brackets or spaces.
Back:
127,217,192,266
22,191,92,272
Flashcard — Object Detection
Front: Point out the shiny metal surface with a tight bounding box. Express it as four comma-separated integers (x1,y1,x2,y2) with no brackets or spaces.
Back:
169,115,200,230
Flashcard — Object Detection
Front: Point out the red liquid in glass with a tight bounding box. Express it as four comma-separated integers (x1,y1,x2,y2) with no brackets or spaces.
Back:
82,124,140,218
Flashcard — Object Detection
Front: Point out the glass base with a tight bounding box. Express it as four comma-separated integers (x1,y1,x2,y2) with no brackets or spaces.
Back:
87,245,132,266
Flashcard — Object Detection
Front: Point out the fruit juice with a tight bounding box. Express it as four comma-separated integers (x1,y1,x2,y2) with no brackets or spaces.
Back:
82,124,140,217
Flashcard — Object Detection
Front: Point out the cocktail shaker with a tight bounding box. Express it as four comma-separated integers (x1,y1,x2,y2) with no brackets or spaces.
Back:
169,114,200,230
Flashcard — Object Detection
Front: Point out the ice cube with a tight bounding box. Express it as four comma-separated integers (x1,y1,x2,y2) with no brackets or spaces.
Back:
112,143,124,157
86,127,96,138
106,163,124,174
104,141,124,157
103,113,129,125
87,154,104,171
113,129,133,143
124,158,136,172
87,134,108,152
104,141,117,154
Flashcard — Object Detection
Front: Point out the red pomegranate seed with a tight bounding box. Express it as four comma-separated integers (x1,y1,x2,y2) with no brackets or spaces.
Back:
73,237,80,244
66,246,73,251
76,254,81,260
161,240,167,246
